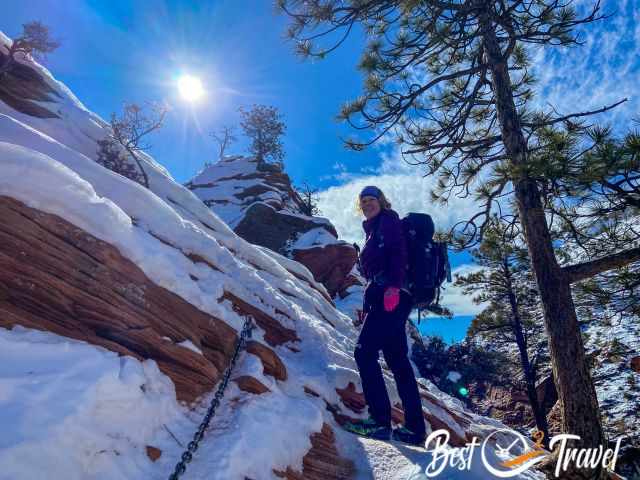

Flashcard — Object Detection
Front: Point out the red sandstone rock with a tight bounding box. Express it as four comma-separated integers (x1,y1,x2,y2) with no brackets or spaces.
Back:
233,375,271,395
245,340,287,381
631,356,640,373
335,382,366,414
0,196,239,404
272,423,355,480
146,446,162,462
292,244,358,298
221,291,301,347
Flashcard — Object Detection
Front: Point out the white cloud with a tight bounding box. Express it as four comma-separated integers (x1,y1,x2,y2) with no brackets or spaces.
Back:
440,264,488,316
530,0,640,131
317,147,485,245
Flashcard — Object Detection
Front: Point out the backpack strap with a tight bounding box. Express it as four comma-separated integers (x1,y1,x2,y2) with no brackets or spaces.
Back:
443,242,452,282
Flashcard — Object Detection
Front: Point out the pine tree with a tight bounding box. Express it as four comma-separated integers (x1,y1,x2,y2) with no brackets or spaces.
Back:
0,21,60,77
296,181,321,216
238,104,286,167
535,124,640,280
455,216,550,445
278,2,640,475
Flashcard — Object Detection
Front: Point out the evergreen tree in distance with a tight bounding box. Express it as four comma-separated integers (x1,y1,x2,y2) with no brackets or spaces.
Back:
95,137,145,186
238,104,286,168
455,216,550,446
297,181,321,216
0,21,59,77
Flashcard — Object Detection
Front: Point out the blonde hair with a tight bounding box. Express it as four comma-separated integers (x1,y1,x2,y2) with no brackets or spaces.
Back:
355,189,392,215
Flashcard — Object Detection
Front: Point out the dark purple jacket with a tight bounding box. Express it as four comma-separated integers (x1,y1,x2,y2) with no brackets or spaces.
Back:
360,208,408,289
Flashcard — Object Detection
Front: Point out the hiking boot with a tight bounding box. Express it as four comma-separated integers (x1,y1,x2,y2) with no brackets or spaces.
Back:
392,426,427,446
343,417,391,440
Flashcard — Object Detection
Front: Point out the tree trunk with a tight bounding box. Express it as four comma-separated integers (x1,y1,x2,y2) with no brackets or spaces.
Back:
503,260,551,448
478,4,607,478
513,178,606,478
125,146,150,189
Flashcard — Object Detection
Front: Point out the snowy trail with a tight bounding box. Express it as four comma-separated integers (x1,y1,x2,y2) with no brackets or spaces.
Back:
338,433,432,480
333,427,545,480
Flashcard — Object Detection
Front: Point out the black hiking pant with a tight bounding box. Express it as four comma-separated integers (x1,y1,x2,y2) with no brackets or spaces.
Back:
354,282,426,436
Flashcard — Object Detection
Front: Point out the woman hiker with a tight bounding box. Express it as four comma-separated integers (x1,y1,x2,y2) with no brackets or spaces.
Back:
344,186,427,446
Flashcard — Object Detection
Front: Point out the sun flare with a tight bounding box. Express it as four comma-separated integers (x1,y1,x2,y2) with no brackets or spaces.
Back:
177,74,205,102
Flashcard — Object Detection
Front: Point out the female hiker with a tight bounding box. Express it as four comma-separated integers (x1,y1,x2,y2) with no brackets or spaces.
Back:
344,185,426,446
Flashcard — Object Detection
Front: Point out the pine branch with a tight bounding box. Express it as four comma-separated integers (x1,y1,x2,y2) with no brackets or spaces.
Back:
522,99,627,129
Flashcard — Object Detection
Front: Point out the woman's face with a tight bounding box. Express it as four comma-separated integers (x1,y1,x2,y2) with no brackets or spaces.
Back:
360,195,381,220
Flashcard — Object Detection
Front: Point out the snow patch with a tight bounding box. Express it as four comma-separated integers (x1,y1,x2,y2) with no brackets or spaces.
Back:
177,340,203,356
291,227,341,250
0,325,184,480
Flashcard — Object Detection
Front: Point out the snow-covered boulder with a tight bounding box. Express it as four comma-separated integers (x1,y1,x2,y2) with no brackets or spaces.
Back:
185,155,322,234
187,154,360,298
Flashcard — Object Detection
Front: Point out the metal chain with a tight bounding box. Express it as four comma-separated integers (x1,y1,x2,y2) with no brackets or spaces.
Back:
168,315,255,480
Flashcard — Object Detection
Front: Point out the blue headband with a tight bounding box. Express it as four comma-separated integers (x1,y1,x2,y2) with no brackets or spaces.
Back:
359,185,382,199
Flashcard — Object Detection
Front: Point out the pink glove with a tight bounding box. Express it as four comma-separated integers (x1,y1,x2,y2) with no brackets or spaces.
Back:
383,287,400,312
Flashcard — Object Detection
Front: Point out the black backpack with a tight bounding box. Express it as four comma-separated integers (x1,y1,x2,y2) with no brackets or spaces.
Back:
401,213,452,323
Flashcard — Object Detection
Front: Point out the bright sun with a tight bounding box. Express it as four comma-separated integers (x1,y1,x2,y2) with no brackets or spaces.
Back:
177,74,205,102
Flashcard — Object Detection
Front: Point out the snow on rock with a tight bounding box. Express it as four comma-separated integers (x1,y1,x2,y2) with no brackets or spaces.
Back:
0,326,183,480
286,228,359,298
177,339,204,356
289,227,342,251
291,243,360,299
557,218,640,453
186,155,316,231
0,190,239,403
581,310,640,468
186,155,361,299
0,30,552,480
0,124,355,479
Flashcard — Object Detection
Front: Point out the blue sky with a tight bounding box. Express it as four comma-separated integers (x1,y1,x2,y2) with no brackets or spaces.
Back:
4,0,380,189
4,0,639,343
